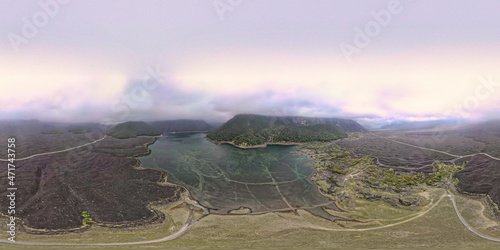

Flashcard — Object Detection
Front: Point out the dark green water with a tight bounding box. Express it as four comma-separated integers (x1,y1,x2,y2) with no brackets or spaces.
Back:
140,133,340,220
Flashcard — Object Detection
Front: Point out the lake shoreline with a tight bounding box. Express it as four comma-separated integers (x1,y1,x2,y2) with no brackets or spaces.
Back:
205,137,302,149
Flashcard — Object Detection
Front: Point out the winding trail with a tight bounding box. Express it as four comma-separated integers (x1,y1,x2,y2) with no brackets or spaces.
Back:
0,213,195,246
2,133,499,245
460,152,500,161
449,193,500,243
0,135,107,162
371,133,500,243
372,133,500,161
304,192,447,232
0,193,207,246
0,135,210,246
306,134,500,243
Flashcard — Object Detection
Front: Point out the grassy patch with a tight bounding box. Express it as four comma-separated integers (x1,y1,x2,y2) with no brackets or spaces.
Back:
454,192,500,238
1,201,191,245
2,189,500,249
315,180,330,191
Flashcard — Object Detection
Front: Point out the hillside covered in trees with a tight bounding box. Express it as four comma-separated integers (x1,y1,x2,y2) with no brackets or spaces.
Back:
206,114,366,146
148,119,213,133
106,121,161,139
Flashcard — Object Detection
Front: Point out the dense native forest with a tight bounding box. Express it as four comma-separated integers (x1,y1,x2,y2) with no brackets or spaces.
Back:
106,121,161,139
207,115,351,146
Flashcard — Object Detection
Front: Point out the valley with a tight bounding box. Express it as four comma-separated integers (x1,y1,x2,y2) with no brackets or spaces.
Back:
1,117,500,249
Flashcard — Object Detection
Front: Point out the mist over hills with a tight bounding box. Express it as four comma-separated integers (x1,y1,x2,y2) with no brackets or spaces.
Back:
379,119,463,130
105,119,214,139
148,119,214,133
106,121,161,139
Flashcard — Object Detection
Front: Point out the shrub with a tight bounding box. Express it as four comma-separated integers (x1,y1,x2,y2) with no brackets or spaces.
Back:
332,169,343,174
82,211,94,226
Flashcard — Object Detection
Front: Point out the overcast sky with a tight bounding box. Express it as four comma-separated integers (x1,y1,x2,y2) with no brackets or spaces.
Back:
1,0,499,126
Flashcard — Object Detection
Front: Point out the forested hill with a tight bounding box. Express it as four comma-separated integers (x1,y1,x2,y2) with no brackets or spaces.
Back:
106,121,161,139
206,114,367,146
280,116,368,133
148,119,214,133
107,119,214,139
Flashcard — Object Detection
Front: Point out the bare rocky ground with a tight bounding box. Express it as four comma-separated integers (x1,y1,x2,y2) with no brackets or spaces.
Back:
0,121,182,231
374,121,500,212
299,123,500,219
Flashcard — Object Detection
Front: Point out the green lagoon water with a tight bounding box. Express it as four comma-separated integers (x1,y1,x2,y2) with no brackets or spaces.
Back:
140,133,340,220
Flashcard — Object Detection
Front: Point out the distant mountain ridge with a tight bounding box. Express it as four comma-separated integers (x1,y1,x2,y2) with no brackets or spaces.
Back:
273,115,368,133
206,114,367,147
106,121,161,139
106,119,214,139
148,119,214,133
380,119,461,130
